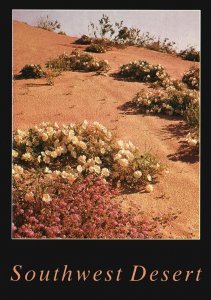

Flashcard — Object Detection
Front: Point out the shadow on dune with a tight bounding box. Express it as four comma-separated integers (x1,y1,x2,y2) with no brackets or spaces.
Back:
161,122,199,163
110,72,141,83
118,101,199,163
167,141,199,163
24,83,49,87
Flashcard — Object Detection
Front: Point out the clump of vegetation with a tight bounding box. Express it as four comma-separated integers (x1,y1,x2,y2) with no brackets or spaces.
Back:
182,66,200,90
44,68,61,86
144,37,176,54
74,35,92,45
179,46,200,62
131,87,199,149
132,87,199,116
15,64,45,79
13,121,162,191
86,43,106,53
46,50,110,73
58,31,67,35
36,15,61,32
12,174,164,239
118,60,169,84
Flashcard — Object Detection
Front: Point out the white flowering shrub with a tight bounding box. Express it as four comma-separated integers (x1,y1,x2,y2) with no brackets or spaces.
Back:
119,61,169,84
182,66,200,90
132,87,199,116
46,50,110,72
131,88,200,149
13,121,161,190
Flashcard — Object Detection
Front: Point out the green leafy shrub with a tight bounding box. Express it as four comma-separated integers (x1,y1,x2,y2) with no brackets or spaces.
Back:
36,15,61,32
182,66,200,90
119,61,169,84
179,46,200,62
16,64,45,79
13,121,161,191
46,50,110,72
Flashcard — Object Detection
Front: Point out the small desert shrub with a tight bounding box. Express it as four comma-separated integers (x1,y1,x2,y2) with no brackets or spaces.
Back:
58,31,67,35
145,38,176,54
182,66,200,90
132,87,199,117
74,35,92,45
36,15,61,32
12,174,162,239
44,68,61,86
131,88,200,149
86,43,106,53
179,46,200,62
13,121,161,190
16,64,45,79
119,61,169,84
46,50,110,73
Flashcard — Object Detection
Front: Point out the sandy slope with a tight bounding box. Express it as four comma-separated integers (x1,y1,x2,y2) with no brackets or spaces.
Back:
13,21,200,239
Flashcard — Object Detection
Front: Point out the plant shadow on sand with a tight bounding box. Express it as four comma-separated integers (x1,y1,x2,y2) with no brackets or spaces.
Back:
118,101,199,164
23,83,49,87
161,122,199,163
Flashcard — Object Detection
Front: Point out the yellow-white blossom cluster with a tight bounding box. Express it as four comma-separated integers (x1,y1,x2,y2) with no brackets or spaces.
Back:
46,50,110,73
13,121,160,189
132,87,199,116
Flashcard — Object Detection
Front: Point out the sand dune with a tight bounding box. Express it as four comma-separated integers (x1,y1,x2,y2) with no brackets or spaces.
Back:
13,21,200,239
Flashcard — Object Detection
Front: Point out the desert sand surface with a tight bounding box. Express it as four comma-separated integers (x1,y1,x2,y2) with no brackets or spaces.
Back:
13,21,200,239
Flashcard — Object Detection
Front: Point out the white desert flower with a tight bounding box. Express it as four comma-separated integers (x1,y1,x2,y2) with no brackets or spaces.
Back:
118,158,129,168
44,167,52,174
95,157,102,164
77,141,87,150
42,194,52,203
22,153,33,161
82,120,88,130
12,150,19,158
133,170,142,179
145,184,153,193
41,133,48,142
147,174,152,182
77,165,83,173
101,168,110,177
25,192,34,202
78,155,86,164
